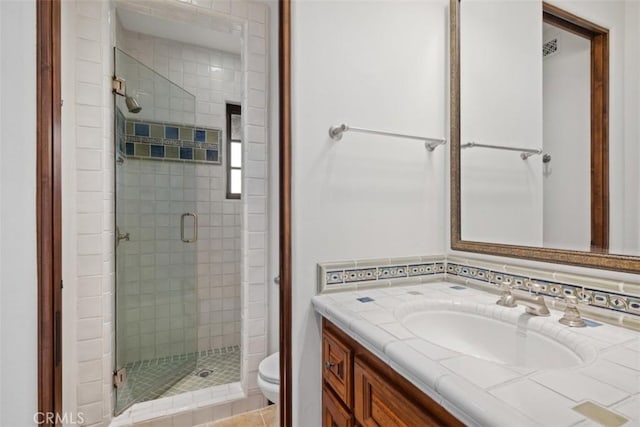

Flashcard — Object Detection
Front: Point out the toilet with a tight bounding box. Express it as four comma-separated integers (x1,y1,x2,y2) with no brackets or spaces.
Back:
257,352,280,404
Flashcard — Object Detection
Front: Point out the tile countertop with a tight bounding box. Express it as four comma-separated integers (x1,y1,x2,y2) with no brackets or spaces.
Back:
311,281,640,427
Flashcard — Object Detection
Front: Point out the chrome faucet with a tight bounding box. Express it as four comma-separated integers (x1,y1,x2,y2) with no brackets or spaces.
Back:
496,280,550,316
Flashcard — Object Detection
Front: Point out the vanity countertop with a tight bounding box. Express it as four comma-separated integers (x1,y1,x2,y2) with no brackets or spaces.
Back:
312,281,640,427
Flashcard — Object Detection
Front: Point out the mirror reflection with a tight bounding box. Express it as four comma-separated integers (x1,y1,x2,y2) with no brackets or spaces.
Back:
459,0,640,256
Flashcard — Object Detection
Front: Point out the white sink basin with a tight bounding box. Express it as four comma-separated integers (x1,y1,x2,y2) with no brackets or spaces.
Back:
397,301,595,370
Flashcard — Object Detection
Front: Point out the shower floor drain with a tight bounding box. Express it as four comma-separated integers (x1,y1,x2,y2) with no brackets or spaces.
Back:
194,368,213,378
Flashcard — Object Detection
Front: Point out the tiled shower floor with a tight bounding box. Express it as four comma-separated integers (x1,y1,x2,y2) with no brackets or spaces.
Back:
115,346,241,414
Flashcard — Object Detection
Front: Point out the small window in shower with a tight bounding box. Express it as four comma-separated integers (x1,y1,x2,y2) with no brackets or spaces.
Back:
226,103,242,199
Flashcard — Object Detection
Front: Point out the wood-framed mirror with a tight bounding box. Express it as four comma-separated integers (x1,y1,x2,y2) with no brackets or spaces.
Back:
450,0,640,273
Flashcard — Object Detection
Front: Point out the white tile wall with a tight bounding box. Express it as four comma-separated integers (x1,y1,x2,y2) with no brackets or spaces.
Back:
116,158,198,364
63,0,271,425
115,17,245,357
116,157,242,364
115,20,243,129
65,1,117,425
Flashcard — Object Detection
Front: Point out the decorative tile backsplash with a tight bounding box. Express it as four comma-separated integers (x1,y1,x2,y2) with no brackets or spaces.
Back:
116,108,222,164
318,255,446,292
317,255,640,318
446,258,640,318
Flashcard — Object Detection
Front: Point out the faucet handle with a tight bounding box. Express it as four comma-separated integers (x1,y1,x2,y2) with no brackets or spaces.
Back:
496,278,517,307
559,295,586,327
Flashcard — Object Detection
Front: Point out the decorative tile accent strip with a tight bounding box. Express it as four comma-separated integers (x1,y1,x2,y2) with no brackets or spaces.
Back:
318,255,640,319
116,107,222,164
318,256,446,292
318,254,640,319
446,259,640,318
345,268,377,283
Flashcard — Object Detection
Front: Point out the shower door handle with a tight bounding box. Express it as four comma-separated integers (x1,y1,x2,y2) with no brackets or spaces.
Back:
180,213,197,243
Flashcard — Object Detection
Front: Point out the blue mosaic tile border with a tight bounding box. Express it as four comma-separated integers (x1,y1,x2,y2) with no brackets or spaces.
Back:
320,258,446,291
446,262,640,317
116,108,221,164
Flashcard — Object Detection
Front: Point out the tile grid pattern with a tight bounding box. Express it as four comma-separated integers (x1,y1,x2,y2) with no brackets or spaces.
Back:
121,0,269,423
67,0,270,426
115,154,242,364
117,2,245,362
446,261,640,318
116,3,245,358
115,346,241,412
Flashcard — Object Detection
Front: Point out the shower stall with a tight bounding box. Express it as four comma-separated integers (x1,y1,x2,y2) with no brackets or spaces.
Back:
113,44,242,413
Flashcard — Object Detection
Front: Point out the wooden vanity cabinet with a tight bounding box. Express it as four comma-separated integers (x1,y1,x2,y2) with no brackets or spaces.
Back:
323,385,353,427
322,318,463,427
323,326,353,406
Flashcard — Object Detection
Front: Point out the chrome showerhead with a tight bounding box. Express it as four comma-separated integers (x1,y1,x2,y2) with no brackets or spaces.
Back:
125,96,141,114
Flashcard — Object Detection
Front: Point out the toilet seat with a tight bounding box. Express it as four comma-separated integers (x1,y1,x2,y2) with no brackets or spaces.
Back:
258,352,280,404
258,352,279,384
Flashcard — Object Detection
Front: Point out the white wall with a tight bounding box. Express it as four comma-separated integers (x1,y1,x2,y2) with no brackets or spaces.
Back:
0,1,38,426
291,1,448,424
542,25,591,251
460,0,543,247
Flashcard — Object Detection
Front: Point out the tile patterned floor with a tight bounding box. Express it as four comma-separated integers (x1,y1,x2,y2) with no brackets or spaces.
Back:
115,346,241,414
197,405,278,427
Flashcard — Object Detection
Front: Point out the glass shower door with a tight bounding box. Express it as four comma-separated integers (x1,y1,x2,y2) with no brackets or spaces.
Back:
114,48,198,414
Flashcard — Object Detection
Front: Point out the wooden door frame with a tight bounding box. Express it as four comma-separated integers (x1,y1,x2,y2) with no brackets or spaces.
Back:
37,0,63,424
542,2,610,252
278,0,292,425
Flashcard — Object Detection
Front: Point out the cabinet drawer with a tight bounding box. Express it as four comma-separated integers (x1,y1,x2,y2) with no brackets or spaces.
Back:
323,330,353,405
323,385,353,427
354,357,445,427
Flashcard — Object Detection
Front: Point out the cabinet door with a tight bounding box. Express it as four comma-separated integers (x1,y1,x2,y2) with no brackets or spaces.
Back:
323,385,353,427
323,330,353,405
354,358,442,427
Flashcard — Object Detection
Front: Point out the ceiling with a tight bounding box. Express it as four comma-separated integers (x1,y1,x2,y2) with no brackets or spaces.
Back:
117,7,242,55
